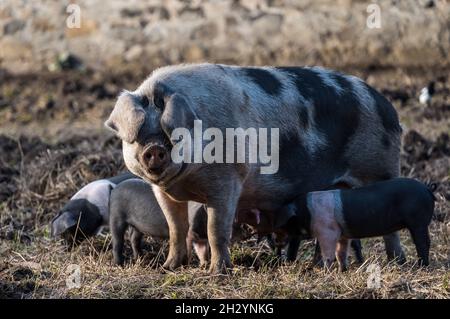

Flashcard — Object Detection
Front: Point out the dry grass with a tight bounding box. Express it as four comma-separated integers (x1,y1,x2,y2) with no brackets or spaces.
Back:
1,229,449,299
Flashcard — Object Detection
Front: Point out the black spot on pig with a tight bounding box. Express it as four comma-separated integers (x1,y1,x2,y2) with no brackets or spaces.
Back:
277,133,311,188
382,133,391,149
277,68,361,165
365,83,402,134
298,106,309,129
243,68,282,96
277,67,324,101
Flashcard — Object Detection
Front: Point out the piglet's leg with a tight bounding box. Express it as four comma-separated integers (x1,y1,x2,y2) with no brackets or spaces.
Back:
193,240,210,268
186,234,194,265
286,236,301,262
336,238,350,272
409,227,430,266
312,241,323,266
350,239,364,264
309,191,341,270
110,217,127,266
384,232,406,264
317,232,339,270
130,227,143,260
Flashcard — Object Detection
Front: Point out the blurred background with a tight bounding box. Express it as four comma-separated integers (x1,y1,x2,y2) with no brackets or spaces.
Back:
0,0,449,298
0,0,449,137
1,0,449,72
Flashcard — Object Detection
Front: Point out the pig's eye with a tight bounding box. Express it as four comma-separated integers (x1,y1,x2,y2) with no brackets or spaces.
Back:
153,93,165,111
140,95,149,107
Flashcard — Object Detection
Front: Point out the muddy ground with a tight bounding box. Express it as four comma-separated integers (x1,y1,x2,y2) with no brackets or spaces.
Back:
0,66,449,298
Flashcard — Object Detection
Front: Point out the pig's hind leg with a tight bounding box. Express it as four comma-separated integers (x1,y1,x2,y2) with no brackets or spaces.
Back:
286,236,302,262
409,226,430,266
350,239,364,264
130,227,143,260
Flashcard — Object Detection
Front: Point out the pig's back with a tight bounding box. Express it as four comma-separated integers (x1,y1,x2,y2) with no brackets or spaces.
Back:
339,178,435,238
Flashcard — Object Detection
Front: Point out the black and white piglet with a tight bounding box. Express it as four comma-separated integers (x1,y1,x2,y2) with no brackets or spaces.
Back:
51,172,136,245
286,178,436,271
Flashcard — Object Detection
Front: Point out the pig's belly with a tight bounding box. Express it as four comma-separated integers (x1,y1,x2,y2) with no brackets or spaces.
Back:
238,168,337,211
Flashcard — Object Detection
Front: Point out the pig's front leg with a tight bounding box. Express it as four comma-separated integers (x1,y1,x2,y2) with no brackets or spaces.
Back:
153,186,189,270
336,238,350,272
206,180,242,274
317,232,339,270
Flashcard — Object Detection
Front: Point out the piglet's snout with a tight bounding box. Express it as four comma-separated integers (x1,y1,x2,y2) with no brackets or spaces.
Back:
140,145,169,173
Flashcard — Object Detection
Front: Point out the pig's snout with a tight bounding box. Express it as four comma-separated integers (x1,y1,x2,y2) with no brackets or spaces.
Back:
141,145,169,173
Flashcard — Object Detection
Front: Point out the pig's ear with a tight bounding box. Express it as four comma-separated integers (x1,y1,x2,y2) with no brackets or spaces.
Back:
160,94,198,139
105,92,146,144
274,204,297,229
51,212,78,237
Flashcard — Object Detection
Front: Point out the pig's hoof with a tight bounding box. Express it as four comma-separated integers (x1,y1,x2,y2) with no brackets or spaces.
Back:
162,255,188,271
339,266,348,272
113,257,125,267
390,254,407,265
208,259,232,274
398,256,407,265
314,259,324,268
418,259,429,267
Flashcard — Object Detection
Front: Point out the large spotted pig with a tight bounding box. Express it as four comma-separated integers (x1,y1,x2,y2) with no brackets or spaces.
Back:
105,63,404,273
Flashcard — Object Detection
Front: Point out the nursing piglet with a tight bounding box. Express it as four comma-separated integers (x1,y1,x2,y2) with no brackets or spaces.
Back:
291,178,436,271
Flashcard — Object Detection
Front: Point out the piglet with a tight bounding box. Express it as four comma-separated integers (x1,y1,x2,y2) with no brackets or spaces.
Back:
290,178,436,271
51,172,136,245
109,178,169,265
109,179,210,266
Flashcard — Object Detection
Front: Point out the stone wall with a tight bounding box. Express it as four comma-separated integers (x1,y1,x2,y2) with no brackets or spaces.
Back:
0,0,449,73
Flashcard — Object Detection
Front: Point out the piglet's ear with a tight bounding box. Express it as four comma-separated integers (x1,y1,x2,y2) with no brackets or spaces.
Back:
105,92,146,144
51,212,78,237
160,94,198,140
